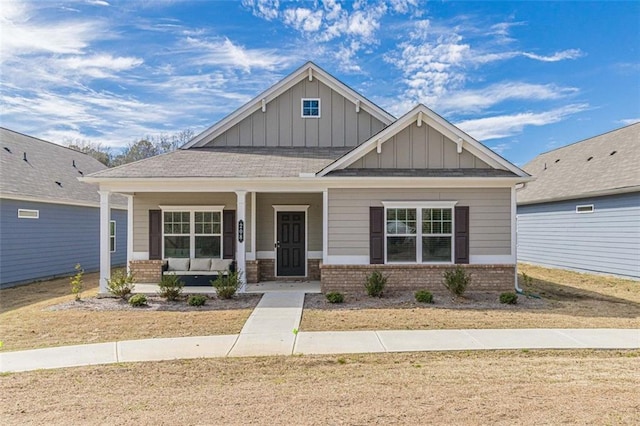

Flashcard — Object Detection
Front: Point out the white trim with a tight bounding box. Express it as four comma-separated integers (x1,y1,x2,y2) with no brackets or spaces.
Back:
236,191,247,289
132,251,149,260
322,189,329,264
257,251,275,259
109,220,116,253
126,195,134,273
17,209,39,219
250,191,256,259
576,204,595,213
382,201,458,209
183,62,395,148
511,186,520,291
98,191,111,294
1,193,127,210
470,255,515,264
301,98,321,118
159,205,225,211
325,255,369,265
246,253,256,261
517,185,640,206
308,251,323,259
272,205,309,277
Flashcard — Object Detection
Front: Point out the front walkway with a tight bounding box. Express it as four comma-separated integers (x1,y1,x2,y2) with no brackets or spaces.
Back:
1,289,638,373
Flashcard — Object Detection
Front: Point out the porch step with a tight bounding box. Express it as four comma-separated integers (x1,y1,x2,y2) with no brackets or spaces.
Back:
228,291,305,357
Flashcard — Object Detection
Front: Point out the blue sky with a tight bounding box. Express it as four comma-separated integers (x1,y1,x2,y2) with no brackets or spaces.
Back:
1,0,638,165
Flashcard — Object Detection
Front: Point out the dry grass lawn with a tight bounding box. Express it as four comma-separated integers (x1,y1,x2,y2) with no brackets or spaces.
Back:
1,350,638,425
300,264,640,331
0,273,255,352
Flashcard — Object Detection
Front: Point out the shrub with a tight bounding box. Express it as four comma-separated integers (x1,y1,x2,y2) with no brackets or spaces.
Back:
158,274,184,301
500,292,518,304
69,263,84,301
442,266,471,297
365,270,387,297
211,269,243,299
128,294,147,307
107,270,136,298
415,290,434,304
325,292,344,303
187,295,207,307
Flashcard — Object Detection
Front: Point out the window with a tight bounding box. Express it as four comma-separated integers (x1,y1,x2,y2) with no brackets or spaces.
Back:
110,220,116,252
384,202,456,263
576,204,594,214
301,98,320,117
18,209,39,219
162,209,222,258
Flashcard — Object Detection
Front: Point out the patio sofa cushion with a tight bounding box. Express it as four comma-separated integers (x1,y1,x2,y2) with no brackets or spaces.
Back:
189,258,211,271
210,259,233,271
167,258,190,272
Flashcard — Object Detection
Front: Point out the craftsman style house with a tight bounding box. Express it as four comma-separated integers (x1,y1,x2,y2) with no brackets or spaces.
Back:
84,62,531,293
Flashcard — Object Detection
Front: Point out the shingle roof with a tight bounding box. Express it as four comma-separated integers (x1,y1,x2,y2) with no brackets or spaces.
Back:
328,168,518,178
0,128,126,207
517,123,640,205
87,147,353,178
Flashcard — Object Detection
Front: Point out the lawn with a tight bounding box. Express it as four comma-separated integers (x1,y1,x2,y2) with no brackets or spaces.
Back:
300,264,640,331
0,273,256,352
1,350,638,425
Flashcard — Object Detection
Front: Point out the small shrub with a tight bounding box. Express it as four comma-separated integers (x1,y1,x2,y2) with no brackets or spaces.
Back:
158,274,184,301
500,292,518,304
211,269,243,299
326,292,344,303
128,294,147,307
69,263,84,301
365,270,387,297
107,270,136,298
414,290,434,304
443,266,471,297
187,294,207,307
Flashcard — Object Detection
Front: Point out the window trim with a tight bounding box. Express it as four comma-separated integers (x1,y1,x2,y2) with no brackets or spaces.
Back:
109,220,116,253
18,209,39,219
382,201,458,265
576,204,594,214
159,205,225,259
301,98,321,118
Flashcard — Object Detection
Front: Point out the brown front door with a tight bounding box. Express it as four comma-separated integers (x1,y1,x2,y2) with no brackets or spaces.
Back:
276,212,305,276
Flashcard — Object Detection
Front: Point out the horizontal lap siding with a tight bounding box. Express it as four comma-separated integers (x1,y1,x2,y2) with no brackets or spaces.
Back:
517,193,640,279
0,199,127,288
327,188,511,257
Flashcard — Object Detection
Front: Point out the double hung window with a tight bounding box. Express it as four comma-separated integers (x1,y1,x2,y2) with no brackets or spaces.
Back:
162,208,222,258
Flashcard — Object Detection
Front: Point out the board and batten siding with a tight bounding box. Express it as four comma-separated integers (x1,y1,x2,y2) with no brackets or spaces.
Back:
206,79,386,148
517,192,640,279
348,122,491,169
255,193,323,255
0,199,127,288
132,193,249,254
327,188,511,258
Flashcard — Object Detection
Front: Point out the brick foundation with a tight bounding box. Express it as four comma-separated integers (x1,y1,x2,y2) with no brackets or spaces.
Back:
129,260,164,283
308,259,321,280
320,264,515,294
245,260,259,283
256,258,322,281
258,259,275,281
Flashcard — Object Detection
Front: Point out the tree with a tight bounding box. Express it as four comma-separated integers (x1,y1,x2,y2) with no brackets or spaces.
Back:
67,141,112,166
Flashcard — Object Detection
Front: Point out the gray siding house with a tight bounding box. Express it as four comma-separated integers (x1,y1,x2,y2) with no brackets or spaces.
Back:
83,62,532,294
0,128,128,288
517,123,640,279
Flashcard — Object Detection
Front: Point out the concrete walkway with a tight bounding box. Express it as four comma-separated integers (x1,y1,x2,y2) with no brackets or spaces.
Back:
1,290,638,373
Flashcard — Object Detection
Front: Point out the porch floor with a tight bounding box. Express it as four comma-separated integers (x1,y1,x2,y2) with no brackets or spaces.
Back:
133,280,321,295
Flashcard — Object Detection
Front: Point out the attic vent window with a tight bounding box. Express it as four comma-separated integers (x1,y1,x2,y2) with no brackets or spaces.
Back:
587,156,593,161
610,150,617,156
18,209,39,219
301,98,320,118
576,204,594,214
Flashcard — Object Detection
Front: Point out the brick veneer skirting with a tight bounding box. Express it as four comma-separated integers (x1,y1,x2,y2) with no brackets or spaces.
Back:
245,260,259,283
320,264,515,294
256,258,322,282
129,260,164,283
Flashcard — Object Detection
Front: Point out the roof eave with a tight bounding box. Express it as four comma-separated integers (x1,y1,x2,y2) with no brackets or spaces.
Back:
517,185,640,205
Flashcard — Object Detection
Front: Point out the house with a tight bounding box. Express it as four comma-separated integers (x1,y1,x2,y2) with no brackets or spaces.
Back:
516,123,640,279
0,128,128,288
82,62,532,294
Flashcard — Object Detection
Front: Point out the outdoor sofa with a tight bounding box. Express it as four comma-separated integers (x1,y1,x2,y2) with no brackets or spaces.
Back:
162,258,236,286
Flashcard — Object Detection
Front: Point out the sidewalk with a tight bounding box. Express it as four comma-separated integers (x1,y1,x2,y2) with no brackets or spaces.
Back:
1,291,638,373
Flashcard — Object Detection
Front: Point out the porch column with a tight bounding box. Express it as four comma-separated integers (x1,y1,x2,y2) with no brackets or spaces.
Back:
99,190,111,294
126,195,134,274
236,190,247,290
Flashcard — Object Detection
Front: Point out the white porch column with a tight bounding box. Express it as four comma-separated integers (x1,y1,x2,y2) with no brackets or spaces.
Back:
236,190,247,290
322,189,329,264
126,195,134,274
99,190,111,294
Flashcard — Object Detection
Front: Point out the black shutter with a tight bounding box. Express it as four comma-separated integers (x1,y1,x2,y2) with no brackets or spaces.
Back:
149,210,162,260
370,206,384,264
223,210,236,259
455,206,469,264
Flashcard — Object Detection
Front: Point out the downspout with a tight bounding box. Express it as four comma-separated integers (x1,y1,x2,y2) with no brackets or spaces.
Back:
514,183,526,294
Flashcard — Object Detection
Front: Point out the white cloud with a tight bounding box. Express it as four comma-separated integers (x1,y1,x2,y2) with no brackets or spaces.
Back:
185,37,291,72
619,118,640,126
283,8,323,32
522,49,583,62
242,0,280,20
86,0,110,6
456,104,590,141
56,54,143,78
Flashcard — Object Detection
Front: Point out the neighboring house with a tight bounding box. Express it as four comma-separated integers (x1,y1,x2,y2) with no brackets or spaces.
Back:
83,62,531,294
0,128,128,288
517,123,640,279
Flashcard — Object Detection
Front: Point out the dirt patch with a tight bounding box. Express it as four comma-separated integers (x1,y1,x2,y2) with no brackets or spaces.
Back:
1,350,638,425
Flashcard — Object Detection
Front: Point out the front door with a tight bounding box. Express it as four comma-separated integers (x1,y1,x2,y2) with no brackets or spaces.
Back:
276,211,305,276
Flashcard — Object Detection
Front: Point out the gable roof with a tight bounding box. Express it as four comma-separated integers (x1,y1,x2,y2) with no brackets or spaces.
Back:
0,128,127,208
183,61,396,149
85,147,351,179
317,104,530,178
517,123,640,205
